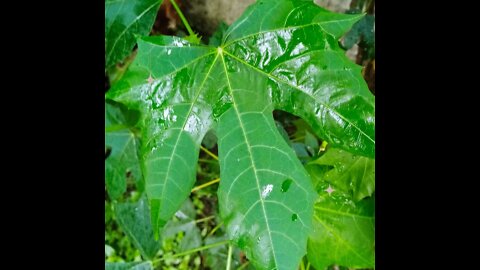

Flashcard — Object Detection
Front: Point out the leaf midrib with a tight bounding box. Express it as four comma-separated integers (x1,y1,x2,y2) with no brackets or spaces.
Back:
314,215,372,265
314,205,373,220
219,50,279,268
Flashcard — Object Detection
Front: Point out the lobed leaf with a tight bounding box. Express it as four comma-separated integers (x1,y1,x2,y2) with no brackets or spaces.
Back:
106,0,375,268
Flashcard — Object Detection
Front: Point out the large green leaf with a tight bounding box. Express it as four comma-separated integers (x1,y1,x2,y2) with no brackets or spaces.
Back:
310,147,375,201
105,0,163,67
105,101,142,199
215,55,317,270
105,261,153,270
107,0,375,268
307,182,375,269
115,197,161,259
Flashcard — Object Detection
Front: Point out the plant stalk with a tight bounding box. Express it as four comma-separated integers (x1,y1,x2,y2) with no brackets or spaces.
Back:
153,240,229,263
200,145,219,160
169,0,195,36
191,178,220,192
207,221,224,237
226,244,233,270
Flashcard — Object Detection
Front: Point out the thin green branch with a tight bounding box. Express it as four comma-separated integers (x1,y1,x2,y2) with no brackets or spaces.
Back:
206,221,224,237
169,0,194,36
152,240,229,264
195,215,215,223
200,145,219,160
191,178,220,192
226,244,233,270
198,158,218,164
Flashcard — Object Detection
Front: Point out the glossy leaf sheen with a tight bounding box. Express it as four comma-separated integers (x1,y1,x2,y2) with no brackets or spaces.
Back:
107,0,374,268
311,148,375,201
115,197,161,259
307,184,374,269
105,0,163,67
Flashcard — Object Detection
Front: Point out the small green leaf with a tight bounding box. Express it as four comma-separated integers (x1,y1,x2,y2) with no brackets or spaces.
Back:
105,101,142,200
307,183,374,269
310,148,375,201
105,0,164,67
203,235,250,270
115,197,161,259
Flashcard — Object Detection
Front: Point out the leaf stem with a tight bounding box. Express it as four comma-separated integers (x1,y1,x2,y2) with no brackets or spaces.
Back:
195,215,215,223
226,244,233,270
152,240,229,263
200,145,219,160
206,221,224,237
290,135,305,142
191,178,220,192
169,0,194,36
237,262,250,270
306,262,311,270
198,158,218,164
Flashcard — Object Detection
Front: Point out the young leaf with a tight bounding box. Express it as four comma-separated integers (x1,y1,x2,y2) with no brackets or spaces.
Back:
115,197,161,260
310,148,375,201
105,0,164,67
105,261,153,270
106,0,375,268
105,101,142,199
307,184,374,269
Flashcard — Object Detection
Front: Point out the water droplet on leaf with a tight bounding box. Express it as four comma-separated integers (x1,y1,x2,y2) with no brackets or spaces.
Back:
291,214,298,221
281,179,293,193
